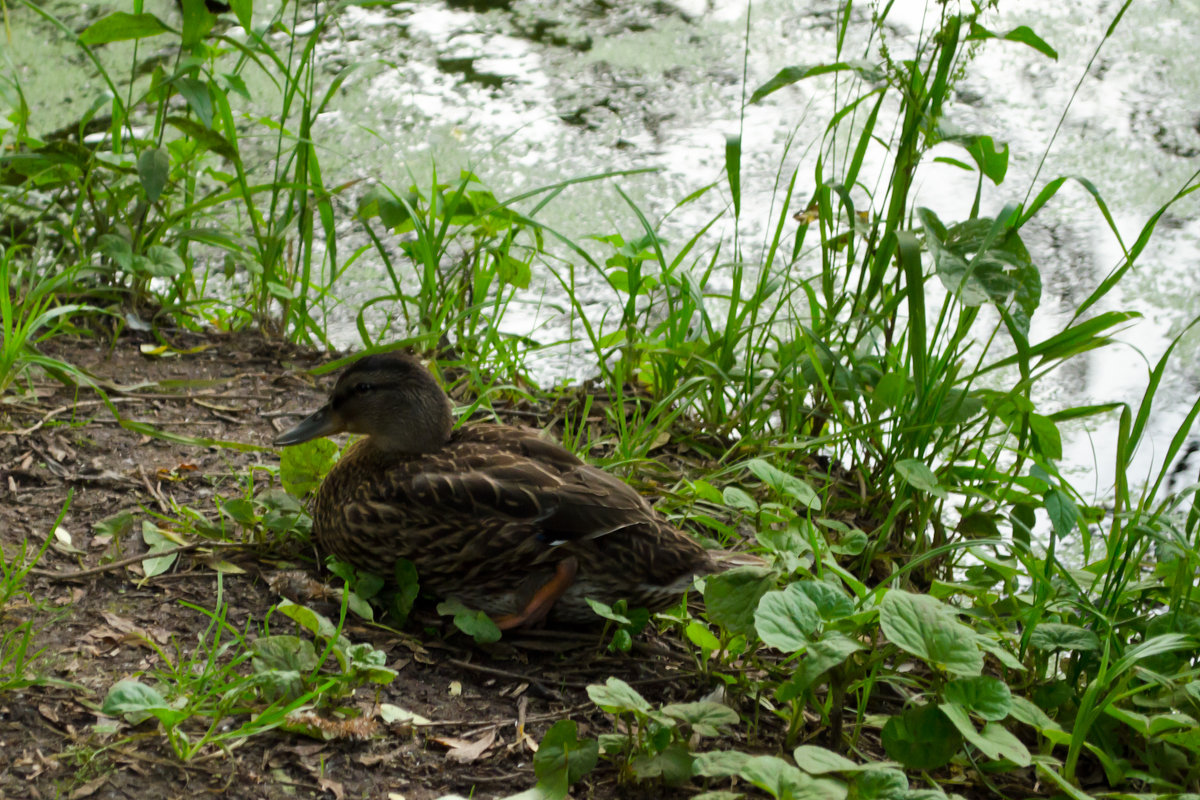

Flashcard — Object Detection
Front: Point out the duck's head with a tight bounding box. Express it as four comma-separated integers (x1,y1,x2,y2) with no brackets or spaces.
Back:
274,352,453,454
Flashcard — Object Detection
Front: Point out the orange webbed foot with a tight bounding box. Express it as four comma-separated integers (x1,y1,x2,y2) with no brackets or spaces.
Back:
492,557,579,631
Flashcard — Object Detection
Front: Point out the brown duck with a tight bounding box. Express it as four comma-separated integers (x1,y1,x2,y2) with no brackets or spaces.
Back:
275,352,715,629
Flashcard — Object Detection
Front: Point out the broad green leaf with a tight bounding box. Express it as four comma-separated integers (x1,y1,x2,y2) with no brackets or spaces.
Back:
221,497,257,525
497,254,532,288
1029,413,1062,460
251,634,319,673
533,720,598,785
94,511,137,540
894,459,947,499
632,741,693,784
174,76,214,129
280,437,339,498
437,599,501,644
390,559,420,623
966,22,1058,59
79,12,171,44
1007,695,1063,732
853,768,909,800
164,115,238,160
660,701,739,737
178,0,215,46
871,371,910,411
587,677,651,715
722,486,758,512
1043,488,1078,538
777,632,863,701
342,589,375,622
585,597,631,625
693,751,847,800
229,0,253,30
754,584,820,652
137,148,170,203
267,280,295,300
920,209,1040,337
101,679,187,728
755,525,809,558
688,480,724,504
943,676,1012,721
685,621,721,652
880,704,961,770
703,566,776,638
1027,622,1100,653
965,134,1009,184
749,61,884,104
276,599,340,640
746,459,821,509
794,580,855,621
101,679,169,714
792,745,875,773
98,234,134,273
340,642,397,684
140,522,178,578
879,590,984,676
941,703,1031,765
142,245,185,277
351,571,385,602
1146,712,1198,737
1163,725,1200,754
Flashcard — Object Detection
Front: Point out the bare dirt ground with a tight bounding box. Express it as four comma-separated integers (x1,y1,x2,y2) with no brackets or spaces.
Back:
0,331,734,800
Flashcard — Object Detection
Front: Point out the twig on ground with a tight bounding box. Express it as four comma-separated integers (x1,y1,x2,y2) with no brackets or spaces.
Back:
30,541,247,581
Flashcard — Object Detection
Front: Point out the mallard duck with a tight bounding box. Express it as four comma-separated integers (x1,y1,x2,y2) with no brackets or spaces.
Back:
275,352,715,629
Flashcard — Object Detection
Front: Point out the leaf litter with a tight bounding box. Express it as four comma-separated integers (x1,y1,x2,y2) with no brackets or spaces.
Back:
0,329,733,799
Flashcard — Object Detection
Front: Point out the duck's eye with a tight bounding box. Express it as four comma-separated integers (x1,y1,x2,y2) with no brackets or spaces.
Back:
354,382,374,395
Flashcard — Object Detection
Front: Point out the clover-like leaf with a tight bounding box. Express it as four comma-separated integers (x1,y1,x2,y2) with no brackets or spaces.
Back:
755,583,820,652
704,566,776,638
879,590,983,676
880,704,961,769
438,599,501,644
944,676,1012,721
587,677,651,715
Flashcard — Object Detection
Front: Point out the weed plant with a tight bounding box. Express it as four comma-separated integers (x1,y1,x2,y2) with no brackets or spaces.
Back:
1,0,1199,796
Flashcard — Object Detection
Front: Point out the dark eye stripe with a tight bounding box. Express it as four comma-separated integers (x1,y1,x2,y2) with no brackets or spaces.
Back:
332,379,396,408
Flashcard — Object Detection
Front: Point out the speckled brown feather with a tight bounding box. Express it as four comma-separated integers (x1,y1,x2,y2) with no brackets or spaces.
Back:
311,422,715,622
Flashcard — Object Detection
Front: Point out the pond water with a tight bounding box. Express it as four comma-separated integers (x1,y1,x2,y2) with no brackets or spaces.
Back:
11,0,1200,494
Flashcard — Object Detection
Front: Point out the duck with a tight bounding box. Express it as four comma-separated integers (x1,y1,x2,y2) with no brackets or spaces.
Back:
274,351,716,630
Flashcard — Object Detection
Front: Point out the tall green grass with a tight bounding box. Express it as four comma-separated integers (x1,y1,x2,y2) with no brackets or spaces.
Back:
3,0,1200,793
4,0,354,344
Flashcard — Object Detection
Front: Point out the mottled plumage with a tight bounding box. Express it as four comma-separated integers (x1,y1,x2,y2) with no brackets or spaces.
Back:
276,352,715,627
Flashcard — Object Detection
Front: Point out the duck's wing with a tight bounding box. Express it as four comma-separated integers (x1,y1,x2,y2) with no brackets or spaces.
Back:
412,455,652,544
369,427,654,544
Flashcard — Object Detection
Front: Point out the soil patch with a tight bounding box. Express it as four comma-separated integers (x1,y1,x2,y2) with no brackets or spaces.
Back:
0,331,731,800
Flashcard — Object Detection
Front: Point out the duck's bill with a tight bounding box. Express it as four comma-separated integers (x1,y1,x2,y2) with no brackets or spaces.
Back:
274,405,341,446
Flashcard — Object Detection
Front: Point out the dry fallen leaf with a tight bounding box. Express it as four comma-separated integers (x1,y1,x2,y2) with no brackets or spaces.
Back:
318,777,345,800
84,623,125,647
69,775,110,799
100,612,138,634
434,727,497,763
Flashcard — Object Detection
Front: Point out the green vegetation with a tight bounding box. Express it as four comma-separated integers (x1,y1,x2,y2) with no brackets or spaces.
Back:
2,0,1200,798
